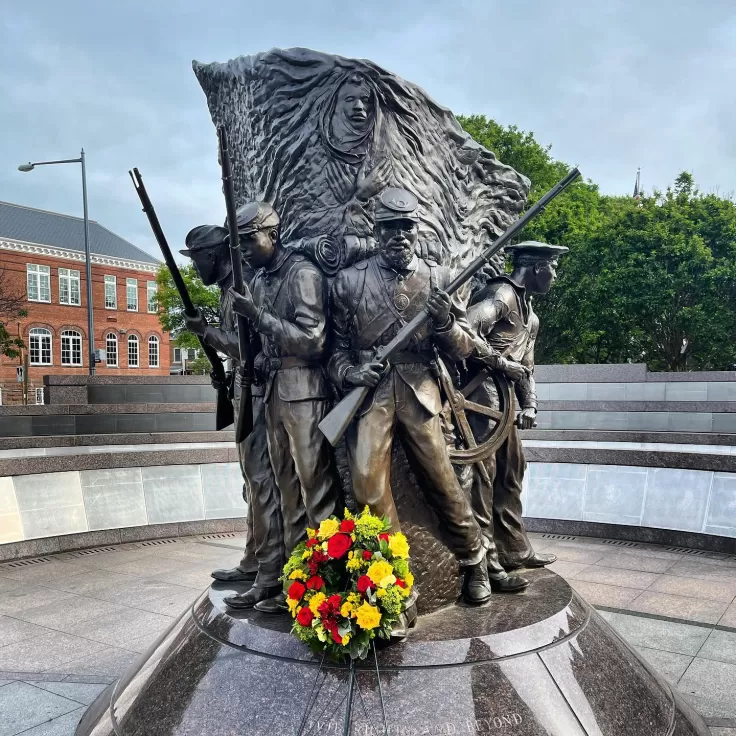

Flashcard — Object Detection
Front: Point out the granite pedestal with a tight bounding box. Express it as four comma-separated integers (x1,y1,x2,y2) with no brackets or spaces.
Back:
75,568,708,735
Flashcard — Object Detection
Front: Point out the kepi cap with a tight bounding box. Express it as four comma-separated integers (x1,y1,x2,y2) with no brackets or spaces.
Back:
374,187,420,223
231,201,280,237
179,225,228,257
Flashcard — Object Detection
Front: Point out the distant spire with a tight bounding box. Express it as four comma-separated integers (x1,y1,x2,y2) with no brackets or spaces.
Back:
633,167,641,200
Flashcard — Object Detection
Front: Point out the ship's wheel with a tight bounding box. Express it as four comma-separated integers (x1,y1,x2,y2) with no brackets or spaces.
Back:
439,365,515,465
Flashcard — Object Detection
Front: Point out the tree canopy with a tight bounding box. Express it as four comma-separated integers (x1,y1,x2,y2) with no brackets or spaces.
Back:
459,115,736,370
0,268,27,359
155,264,219,351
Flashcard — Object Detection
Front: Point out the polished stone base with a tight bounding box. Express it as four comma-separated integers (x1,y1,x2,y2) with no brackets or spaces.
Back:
76,569,708,735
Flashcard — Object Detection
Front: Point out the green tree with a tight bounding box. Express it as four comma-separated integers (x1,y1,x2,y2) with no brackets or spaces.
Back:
0,267,27,358
156,264,220,349
551,177,736,370
459,116,736,370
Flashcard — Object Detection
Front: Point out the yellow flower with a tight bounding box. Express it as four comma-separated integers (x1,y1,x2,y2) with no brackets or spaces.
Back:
302,549,313,560
376,589,386,599
388,532,409,559
343,633,351,644
367,560,394,588
340,601,354,618
355,512,385,537
347,593,362,608
405,571,414,588
355,602,382,630
318,518,340,540
346,557,362,572
307,527,317,539
289,569,307,580
309,592,326,615
287,598,299,613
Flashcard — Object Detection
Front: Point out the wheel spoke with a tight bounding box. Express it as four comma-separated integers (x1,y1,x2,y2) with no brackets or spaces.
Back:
463,400,504,420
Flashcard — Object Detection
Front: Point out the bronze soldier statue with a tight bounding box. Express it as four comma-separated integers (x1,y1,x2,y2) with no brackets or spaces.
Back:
466,241,568,572
180,225,286,609
328,187,492,605
229,202,342,612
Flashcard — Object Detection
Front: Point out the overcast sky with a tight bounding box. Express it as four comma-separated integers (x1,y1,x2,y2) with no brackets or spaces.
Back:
1,0,734,261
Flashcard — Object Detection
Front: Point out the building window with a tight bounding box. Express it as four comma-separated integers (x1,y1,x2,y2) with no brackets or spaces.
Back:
173,347,181,363
35,388,45,405
126,278,138,311
29,328,52,365
104,275,117,309
106,333,118,367
147,281,158,313
128,334,139,367
148,335,160,367
59,268,81,306
60,329,83,366
187,348,197,360
27,264,51,302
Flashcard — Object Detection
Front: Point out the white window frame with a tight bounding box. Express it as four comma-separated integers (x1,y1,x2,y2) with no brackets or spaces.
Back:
35,387,45,405
27,264,51,303
148,335,160,368
60,329,83,366
147,281,158,313
126,278,138,311
128,334,139,368
173,347,181,364
105,333,118,367
29,328,53,365
58,268,81,306
104,275,117,309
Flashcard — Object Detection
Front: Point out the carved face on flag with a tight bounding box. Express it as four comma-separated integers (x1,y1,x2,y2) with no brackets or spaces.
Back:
194,48,529,276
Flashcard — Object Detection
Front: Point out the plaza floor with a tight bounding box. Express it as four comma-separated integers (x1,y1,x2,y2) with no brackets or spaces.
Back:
0,532,734,735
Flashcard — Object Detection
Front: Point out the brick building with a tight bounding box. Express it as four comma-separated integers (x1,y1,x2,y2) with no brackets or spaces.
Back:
0,201,169,404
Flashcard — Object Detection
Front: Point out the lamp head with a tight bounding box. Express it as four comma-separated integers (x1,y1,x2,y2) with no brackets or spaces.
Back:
18,163,35,173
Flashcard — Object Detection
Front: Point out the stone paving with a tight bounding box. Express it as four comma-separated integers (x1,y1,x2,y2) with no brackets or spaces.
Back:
0,532,733,735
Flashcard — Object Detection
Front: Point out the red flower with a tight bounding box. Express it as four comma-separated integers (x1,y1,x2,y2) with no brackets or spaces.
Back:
396,579,406,588
362,550,373,561
378,533,390,542
357,575,373,594
327,594,342,608
307,559,320,575
287,581,306,600
331,628,343,645
305,538,318,548
339,519,355,533
326,533,352,559
312,549,328,564
296,607,314,626
306,575,324,591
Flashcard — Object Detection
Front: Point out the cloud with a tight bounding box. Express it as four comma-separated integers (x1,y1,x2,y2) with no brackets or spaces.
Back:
1,0,734,263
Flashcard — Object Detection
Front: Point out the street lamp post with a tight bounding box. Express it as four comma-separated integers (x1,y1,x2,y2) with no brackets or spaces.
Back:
18,150,96,375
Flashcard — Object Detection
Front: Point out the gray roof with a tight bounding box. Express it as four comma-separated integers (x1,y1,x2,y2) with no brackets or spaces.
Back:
0,201,160,265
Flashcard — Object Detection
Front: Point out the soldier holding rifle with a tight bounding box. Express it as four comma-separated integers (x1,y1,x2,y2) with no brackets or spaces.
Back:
180,225,286,610
228,201,342,612
328,187,493,605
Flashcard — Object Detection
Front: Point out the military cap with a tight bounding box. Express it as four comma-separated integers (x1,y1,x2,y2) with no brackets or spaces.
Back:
179,225,228,257
505,241,569,261
232,201,280,236
374,187,420,223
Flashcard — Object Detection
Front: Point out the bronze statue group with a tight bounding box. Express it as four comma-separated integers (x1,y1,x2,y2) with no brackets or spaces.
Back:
180,186,566,624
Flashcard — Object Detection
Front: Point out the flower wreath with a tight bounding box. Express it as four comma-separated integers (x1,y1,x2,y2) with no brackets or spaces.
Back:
282,507,414,661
